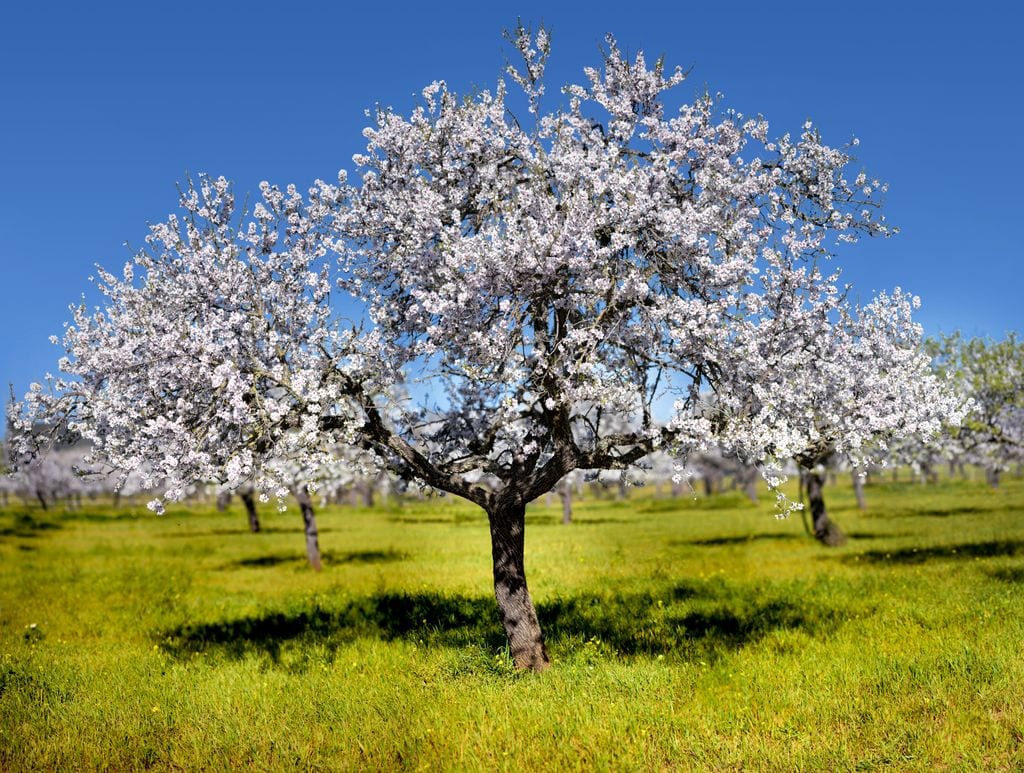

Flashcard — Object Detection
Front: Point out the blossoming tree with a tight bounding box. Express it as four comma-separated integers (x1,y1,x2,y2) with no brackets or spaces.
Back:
11,26,959,670
773,290,966,545
928,333,1023,486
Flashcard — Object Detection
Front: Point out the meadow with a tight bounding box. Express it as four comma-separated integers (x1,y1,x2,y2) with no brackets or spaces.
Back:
2,474,1023,770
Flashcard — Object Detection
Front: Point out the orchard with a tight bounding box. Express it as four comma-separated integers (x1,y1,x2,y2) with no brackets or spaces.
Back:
3,15,1022,771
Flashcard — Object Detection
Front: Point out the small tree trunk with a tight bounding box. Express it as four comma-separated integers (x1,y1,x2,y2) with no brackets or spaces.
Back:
35,489,49,511
486,499,549,672
702,475,714,497
805,471,846,547
559,483,572,525
216,490,231,512
986,468,1001,488
240,490,260,533
616,474,628,500
294,485,322,571
362,484,375,508
852,470,867,510
742,468,759,504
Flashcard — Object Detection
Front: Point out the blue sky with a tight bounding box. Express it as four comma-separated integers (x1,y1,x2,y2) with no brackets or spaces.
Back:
2,1,1021,410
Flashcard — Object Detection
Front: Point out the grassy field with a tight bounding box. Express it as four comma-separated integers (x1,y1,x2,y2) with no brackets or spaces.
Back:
2,475,1023,770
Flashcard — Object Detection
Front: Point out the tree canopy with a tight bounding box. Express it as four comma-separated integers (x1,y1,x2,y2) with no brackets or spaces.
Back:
10,25,965,669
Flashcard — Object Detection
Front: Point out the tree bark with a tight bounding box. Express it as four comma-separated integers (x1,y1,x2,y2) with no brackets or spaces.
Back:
240,490,260,533
805,471,847,547
486,499,549,672
294,485,322,570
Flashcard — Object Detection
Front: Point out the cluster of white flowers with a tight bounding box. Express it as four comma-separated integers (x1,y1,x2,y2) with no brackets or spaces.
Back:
9,27,964,515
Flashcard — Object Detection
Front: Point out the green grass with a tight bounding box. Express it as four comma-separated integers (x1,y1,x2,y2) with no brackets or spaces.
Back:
2,476,1023,770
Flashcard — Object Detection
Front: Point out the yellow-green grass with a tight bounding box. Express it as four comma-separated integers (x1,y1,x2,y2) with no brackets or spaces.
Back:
2,476,1023,770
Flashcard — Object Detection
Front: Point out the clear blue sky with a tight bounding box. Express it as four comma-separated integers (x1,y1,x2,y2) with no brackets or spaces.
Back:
2,1,1021,410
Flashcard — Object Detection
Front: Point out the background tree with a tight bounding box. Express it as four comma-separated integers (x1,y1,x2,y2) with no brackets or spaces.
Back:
773,290,966,546
928,333,1024,487
11,26,959,670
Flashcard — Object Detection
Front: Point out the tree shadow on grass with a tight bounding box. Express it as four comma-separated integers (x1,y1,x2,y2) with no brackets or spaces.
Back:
162,526,340,539
0,512,62,540
988,567,1024,583
57,510,143,523
226,549,409,570
674,533,802,547
527,515,635,526
845,532,914,540
157,579,845,666
842,539,1024,565
882,505,999,518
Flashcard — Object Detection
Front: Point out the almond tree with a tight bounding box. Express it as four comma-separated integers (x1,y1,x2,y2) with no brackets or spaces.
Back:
773,289,967,545
11,26,959,670
928,333,1024,486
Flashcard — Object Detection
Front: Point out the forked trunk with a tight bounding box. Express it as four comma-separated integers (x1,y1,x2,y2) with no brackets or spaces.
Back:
487,500,549,672
294,485,322,570
240,490,260,533
805,471,847,547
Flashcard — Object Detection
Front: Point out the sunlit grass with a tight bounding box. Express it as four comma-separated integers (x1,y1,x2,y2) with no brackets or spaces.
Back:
1,474,1023,770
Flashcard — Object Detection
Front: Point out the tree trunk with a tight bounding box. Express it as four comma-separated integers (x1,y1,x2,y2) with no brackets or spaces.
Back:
294,485,322,570
486,499,549,672
741,468,759,504
559,483,572,525
35,489,48,511
805,471,846,547
362,483,375,508
216,490,231,512
702,475,715,497
240,490,260,533
986,468,1001,488
852,470,867,510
